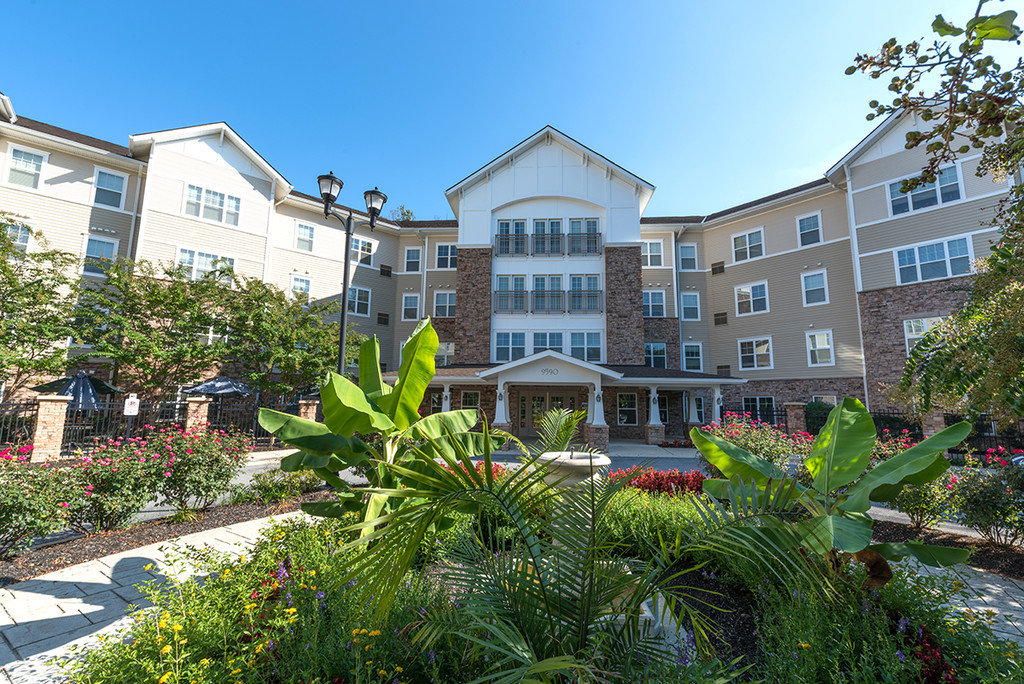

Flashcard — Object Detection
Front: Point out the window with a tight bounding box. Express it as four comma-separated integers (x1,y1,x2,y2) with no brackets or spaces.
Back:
642,290,665,317
436,244,457,269
429,392,443,414
711,261,725,275
735,281,769,315
713,312,728,326
496,332,526,362
680,292,700,321
290,275,311,300
743,396,776,422
461,391,480,410
570,332,601,362
644,342,667,369
801,270,829,306
177,248,235,281
83,236,118,276
296,224,314,251
379,264,392,277
889,165,961,215
6,223,30,253
434,291,456,318
402,294,419,321
895,237,972,284
797,212,821,247
683,343,703,372
568,274,601,312
617,393,638,426
532,219,563,254
694,397,705,424
94,169,127,209
738,336,773,370
904,317,944,355
679,244,698,270
658,397,668,425
496,220,528,255
806,330,835,367
347,287,370,316
185,185,240,226
811,395,837,406
404,247,421,272
533,332,563,353
716,365,731,376
351,237,373,266
7,147,45,188
641,240,663,267
436,341,455,365
377,312,390,326
733,228,763,262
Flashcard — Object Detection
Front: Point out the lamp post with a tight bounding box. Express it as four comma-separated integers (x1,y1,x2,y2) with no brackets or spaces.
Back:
317,172,387,375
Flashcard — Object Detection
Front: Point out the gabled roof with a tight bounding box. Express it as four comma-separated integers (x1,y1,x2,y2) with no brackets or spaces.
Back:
0,92,15,124
9,116,132,157
476,350,623,380
825,109,905,184
129,122,293,201
444,126,655,216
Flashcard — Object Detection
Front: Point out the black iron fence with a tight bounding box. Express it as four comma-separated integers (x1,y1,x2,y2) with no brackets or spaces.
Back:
944,413,1024,454
61,398,188,456
0,401,35,446
721,403,788,427
207,396,297,451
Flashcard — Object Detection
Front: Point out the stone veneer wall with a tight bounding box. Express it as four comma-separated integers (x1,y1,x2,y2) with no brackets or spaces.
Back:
643,318,681,370
454,248,493,364
432,317,458,354
452,384,496,425
857,278,972,410
721,378,866,408
603,386,649,441
604,246,644,365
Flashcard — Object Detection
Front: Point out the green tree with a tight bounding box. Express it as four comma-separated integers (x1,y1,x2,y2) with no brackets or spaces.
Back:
0,215,79,397
389,204,415,222
74,259,229,393
848,2,1024,422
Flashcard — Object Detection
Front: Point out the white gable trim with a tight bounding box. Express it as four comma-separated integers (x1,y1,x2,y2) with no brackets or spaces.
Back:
476,349,623,380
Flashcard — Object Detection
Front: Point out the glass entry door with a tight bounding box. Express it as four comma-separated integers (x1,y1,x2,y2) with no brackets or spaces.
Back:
520,391,577,438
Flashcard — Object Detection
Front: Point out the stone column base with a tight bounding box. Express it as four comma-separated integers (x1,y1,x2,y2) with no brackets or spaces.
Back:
784,402,805,435
583,423,609,452
645,423,666,445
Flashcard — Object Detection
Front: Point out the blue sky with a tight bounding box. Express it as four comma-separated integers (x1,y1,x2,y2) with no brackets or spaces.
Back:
4,1,1018,219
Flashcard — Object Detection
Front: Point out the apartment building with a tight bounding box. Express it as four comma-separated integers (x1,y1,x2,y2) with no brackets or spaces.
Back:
0,90,1010,443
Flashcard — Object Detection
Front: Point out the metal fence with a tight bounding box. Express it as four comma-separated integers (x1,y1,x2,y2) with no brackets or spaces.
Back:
0,401,36,447
721,404,788,427
944,413,1024,454
207,396,296,451
869,409,923,440
61,398,188,456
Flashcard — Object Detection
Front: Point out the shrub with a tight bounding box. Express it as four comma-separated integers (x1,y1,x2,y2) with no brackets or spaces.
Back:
598,489,705,559
804,399,834,434
697,411,813,482
152,425,250,513
891,476,951,528
59,443,164,533
0,449,67,559
948,460,1024,546
608,466,704,495
872,429,920,463
234,468,324,504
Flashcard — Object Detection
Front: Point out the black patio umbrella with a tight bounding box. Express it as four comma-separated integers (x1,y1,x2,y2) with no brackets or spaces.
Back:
32,370,125,410
183,377,254,398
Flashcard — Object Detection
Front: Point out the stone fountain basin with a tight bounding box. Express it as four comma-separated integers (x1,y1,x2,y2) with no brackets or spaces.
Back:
535,450,612,488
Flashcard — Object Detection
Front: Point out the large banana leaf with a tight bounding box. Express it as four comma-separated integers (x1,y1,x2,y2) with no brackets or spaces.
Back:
375,318,437,430
404,409,480,440
320,370,395,436
259,408,371,459
805,398,876,495
798,513,873,554
358,335,392,400
869,541,970,567
841,421,971,512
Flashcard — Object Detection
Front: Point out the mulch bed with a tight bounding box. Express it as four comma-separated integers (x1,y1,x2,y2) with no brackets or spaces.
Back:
872,520,1024,580
0,490,335,588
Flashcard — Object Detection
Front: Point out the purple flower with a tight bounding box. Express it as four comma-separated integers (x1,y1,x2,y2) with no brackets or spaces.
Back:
897,649,905,663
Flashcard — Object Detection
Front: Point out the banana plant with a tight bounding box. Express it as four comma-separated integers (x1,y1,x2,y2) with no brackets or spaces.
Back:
258,318,506,534
691,397,972,585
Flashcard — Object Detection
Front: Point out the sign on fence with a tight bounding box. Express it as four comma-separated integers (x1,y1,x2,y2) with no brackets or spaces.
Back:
124,393,140,416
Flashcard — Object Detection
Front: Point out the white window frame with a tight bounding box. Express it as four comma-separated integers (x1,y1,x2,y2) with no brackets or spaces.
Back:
182,184,242,227
678,243,698,271
693,396,705,424
533,331,564,354
795,211,822,247
743,396,776,420
350,237,374,268
680,292,700,321
737,336,774,370
903,317,944,356
682,342,703,372
433,290,456,318
347,286,371,317
81,234,119,277
569,331,601,363
735,280,769,317
461,390,481,410
887,164,963,217
175,246,236,281
617,393,638,426
92,166,130,211
641,240,664,268
404,246,422,273
644,342,667,369
811,395,837,406
642,290,666,318
435,243,458,270
402,293,420,321
4,144,49,190
295,222,315,252
805,329,836,368
801,269,830,307
5,222,31,253
495,331,526,362
290,274,312,300
732,227,764,263
436,341,455,365
893,235,974,285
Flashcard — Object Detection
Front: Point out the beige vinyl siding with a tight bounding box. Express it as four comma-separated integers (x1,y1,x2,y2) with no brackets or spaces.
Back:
140,211,266,278
677,272,709,370
851,186,887,225
960,156,1009,199
971,230,999,259
641,267,676,317
849,143,934,191
425,233,459,270
705,239,861,379
855,195,1002,255
859,252,897,291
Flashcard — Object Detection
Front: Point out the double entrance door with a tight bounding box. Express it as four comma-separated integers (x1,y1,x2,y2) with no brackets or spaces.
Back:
519,391,578,439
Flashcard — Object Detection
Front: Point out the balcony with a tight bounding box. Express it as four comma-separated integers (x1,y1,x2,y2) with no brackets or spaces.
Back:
531,234,564,256
568,289,604,313
531,290,565,313
567,233,602,255
493,289,603,314
495,234,529,256
493,289,528,313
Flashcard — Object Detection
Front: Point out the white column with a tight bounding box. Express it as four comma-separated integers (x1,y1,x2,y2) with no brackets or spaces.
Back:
648,387,662,425
591,387,607,426
494,383,509,424
441,384,451,412
586,384,596,424
713,385,723,422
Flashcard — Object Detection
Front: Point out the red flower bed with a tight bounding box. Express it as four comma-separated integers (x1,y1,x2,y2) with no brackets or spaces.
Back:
608,466,704,495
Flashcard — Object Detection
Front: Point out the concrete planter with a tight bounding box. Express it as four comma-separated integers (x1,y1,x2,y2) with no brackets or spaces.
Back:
535,450,611,488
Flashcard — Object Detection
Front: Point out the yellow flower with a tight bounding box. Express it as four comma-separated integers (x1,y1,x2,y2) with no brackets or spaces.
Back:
244,603,257,612
285,607,297,615
200,659,210,666
231,669,242,675
255,643,263,654
365,660,373,665
396,666,403,673
365,644,372,651
359,628,369,635
172,624,183,632
161,644,172,655
157,620,167,629
352,629,360,636
308,570,316,577
798,642,810,648
157,673,171,684
156,635,164,643
144,563,154,571
368,629,381,637
378,671,387,677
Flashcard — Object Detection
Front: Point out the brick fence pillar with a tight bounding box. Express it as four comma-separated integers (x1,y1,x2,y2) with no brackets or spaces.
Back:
921,409,947,437
32,395,72,462
298,399,320,422
186,397,212,430
582,423,609,453
784,402,806,435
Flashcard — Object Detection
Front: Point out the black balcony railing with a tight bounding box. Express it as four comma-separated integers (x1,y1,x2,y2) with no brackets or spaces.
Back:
567,233,602,255
493,289,528,313
531,290,565,313
568,289,604,313
531,234,564,256
495,234,529,256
